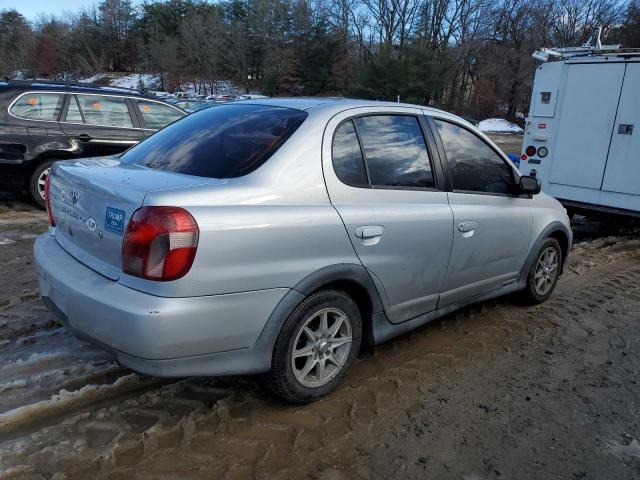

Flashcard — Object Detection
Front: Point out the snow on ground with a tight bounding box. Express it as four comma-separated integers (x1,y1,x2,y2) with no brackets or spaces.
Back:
0,373,142,435
76,73,161,91
75,73,251,96
479,118,524,133
110,73,160,90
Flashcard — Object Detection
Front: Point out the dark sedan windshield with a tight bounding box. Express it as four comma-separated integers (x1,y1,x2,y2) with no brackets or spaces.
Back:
121,104,308,178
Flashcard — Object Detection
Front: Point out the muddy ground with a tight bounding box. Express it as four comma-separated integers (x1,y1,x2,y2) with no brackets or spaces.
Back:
1,197,640,479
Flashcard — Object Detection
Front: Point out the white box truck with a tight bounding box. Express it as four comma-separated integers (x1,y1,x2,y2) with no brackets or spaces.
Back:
521,41,640,217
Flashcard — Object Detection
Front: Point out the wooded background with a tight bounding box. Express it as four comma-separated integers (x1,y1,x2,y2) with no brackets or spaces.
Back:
1,0,639,121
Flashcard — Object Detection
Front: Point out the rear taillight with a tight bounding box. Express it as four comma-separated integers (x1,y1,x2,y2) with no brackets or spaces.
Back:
44,174,55,227
122,206,199,281
525,145,537,157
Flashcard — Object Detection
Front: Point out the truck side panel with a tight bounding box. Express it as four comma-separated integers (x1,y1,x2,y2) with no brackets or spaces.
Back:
601,63,640,196
549,63,625,190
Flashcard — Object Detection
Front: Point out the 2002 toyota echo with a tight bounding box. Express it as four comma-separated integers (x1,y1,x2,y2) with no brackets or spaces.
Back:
35,98,572,403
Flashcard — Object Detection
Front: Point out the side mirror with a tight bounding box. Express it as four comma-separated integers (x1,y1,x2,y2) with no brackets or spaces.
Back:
518,175,541,195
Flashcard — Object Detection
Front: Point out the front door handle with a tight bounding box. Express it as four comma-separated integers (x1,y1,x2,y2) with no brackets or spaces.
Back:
355,225,384,239
75,134,92,142
458,221,479,233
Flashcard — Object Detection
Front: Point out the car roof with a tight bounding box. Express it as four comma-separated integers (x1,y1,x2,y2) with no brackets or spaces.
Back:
0,79,147,97
238,97,450,116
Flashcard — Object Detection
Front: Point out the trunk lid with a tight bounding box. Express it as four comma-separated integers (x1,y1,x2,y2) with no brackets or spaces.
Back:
48,156,213,280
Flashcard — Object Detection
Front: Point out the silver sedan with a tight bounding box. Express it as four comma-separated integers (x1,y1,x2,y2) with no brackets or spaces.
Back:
35,98,571,403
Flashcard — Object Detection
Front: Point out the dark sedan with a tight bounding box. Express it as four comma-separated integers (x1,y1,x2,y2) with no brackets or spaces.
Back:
0,80,186,208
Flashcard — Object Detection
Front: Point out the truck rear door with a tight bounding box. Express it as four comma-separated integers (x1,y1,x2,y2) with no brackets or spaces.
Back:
600,62,640,196
549,63,625,189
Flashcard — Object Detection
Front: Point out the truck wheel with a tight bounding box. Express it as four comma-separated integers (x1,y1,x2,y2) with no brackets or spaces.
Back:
519,237,562,305
266,290,362,403
29,160,54,210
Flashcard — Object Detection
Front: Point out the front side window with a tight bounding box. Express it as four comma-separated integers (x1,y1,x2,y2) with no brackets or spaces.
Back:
433,119,513,194
76,94,133,128
354,115,434,189
134,100,184,130
332,120,368,187
121,104,308,179
10,93,64,121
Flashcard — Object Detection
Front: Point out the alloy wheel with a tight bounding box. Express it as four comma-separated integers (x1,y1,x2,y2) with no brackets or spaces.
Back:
534,246,559,296
291,307,353,388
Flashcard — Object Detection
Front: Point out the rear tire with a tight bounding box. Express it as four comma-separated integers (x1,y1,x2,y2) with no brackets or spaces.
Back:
29,160,54,210
519,237,562,305
265,290,362,403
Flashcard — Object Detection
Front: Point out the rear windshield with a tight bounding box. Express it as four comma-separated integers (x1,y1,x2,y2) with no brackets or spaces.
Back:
121,104,308,178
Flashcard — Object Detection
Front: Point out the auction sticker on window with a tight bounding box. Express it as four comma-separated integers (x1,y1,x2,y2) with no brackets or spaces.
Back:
105,207,125,235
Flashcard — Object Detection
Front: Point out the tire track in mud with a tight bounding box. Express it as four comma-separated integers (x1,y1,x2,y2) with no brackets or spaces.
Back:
1,239,639,479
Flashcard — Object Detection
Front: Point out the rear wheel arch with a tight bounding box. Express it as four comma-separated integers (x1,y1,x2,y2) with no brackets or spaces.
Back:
257,264,383,355
292,264,384,346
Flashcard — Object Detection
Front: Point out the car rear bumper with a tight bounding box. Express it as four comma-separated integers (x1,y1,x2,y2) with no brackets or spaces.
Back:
34,233,289,376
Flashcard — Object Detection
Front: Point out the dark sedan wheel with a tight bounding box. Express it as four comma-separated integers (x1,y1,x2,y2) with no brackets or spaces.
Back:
520,237,562,304
266,290,362,403
29,160,54,210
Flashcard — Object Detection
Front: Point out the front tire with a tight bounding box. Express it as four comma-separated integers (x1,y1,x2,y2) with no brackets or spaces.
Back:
266,290,362,403
519,237,562,305
29,160,54,209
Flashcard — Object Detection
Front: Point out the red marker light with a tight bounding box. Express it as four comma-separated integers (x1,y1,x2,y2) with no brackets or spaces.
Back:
521,154,528,161
538,123,547,129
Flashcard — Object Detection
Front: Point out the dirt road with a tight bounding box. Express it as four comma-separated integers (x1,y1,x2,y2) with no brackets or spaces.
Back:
1,201,639,479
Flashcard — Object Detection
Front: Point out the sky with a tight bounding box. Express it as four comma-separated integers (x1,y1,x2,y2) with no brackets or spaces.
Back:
4,0,140,21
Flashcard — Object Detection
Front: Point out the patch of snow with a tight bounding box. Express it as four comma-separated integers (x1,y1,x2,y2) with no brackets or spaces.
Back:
109,73,160,90
0,374,141,434
10,70,27,80
75,73,161,92
0,379,27,394
479,118,524,133
0,352,74,381
79,73,106,84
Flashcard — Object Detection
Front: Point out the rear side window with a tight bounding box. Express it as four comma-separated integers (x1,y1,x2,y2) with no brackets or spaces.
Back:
433,119,513,194
76,94,133,128
10,93,64,121
332,120,368,187
134,100,184,130
121,104,308,178
355,115,434,188
65,95,84,123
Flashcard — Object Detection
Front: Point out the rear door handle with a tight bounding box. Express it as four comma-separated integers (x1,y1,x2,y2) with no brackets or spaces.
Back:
355,225,384,239
75,134,92,142
458,221,479,233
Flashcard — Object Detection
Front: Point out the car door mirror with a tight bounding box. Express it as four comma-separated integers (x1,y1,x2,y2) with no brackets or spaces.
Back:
518,175,541,195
